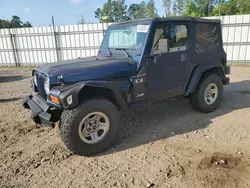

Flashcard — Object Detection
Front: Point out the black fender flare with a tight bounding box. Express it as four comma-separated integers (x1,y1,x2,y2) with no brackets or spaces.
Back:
57,80,130,111
186,63,225,94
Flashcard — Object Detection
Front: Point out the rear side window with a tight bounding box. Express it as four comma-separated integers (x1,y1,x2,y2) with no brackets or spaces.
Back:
196,23,220,53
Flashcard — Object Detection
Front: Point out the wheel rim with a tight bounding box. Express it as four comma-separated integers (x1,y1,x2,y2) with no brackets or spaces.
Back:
78,112,110,144
204,83,218,105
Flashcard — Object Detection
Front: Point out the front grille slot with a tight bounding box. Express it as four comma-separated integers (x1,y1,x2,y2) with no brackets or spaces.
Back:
36,73,47,100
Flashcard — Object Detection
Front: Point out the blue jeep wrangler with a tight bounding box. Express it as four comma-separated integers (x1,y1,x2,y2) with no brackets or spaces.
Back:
23,17,230,156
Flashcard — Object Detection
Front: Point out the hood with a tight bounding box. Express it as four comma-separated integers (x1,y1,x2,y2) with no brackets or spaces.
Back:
35,56,137,84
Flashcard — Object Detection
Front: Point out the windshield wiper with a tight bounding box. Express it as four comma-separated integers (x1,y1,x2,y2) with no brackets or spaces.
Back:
115,48,132,59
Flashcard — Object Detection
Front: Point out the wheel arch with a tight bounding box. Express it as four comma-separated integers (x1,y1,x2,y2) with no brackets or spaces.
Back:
78,85,122,110
58,80,130,111
186,64,225,94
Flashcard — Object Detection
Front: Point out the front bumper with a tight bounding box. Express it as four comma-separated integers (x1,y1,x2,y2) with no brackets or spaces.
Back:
23,95,54,127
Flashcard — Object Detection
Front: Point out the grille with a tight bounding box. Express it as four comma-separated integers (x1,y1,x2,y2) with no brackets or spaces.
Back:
35,72,47,100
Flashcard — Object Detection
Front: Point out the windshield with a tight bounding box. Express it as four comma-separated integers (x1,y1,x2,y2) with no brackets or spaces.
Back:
100,24,150,56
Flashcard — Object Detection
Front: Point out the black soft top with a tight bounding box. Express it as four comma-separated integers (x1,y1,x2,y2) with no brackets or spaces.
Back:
110,16,221,27
156,16,221,23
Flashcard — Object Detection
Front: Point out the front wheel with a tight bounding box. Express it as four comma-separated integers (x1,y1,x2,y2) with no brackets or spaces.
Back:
189,74,223,113
60,99,119,156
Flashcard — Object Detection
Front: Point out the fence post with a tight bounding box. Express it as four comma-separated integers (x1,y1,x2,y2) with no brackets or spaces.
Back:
52,16,61,62
9,29,19,67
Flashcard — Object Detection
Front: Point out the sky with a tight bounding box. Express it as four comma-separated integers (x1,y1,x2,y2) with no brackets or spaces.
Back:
0,0,165,26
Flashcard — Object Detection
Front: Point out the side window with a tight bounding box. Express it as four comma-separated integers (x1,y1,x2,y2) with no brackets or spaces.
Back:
196,23,220,53
168,25,188,52
152,27,164,54
152,24,188,54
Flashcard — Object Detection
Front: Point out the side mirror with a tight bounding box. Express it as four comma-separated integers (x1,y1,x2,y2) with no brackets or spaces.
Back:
158,39,169,54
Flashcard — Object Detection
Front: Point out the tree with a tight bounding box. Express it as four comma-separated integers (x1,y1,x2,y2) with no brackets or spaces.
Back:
238,0,250,14
181,0,250,17
173,1,177,16
0,19,11,28
113,0,128,21
94,0,114,22
196,0,210,17
78,15,85,24
212,0,250,16
183,0,198,16
208,0,213,16
146,0,157,17
176,0,185,15
10,16,23,28
127,1,147,19
94,0,128,22
182,0,217,17
163,0,171,17
95,8,103,21
0,15,32,28
102,0,114,22
94,0,250,23
22,21,32,27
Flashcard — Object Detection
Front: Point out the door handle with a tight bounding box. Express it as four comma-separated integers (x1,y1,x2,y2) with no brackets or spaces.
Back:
152,54,161,64
180,53,188,62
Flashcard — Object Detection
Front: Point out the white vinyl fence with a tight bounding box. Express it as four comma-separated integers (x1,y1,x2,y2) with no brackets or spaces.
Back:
206,14,250,64
0,23,110,66
0,14,250,66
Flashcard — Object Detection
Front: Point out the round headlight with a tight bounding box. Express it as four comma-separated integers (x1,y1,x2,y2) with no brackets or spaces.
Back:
44,78,50,95
33,74,38,86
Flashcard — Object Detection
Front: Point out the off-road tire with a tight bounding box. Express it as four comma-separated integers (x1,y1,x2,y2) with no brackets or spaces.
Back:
189,74,223,113
60,99,119,156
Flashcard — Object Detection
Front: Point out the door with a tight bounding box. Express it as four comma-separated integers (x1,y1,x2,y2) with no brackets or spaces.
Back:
147,22,190,93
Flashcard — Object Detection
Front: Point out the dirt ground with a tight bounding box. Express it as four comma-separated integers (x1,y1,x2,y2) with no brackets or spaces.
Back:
0,66,250,188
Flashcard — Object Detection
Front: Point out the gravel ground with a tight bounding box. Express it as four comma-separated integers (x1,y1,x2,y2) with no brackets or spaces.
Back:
0,66,250,188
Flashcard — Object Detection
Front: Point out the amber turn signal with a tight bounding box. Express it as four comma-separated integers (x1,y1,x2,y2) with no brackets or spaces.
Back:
50,95,60,104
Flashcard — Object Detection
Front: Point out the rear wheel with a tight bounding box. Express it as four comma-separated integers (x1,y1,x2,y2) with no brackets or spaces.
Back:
60,99,119,156
189,74,223,113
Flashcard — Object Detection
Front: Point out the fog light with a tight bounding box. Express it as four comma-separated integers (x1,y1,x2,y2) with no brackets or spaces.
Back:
50,95,60,104
66,95,73,105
